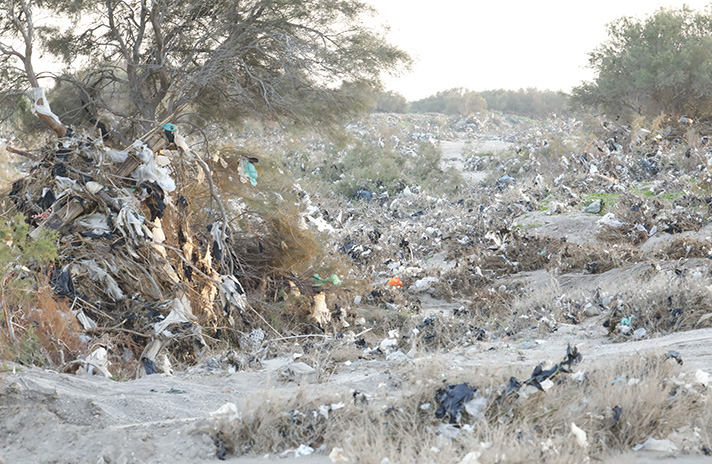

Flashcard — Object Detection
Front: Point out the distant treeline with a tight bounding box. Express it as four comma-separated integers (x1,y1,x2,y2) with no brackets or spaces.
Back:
479,88,571,118
374,87,571,118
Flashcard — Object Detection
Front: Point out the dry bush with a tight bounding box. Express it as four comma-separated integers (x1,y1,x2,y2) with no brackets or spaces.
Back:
211,389,348,456
547,241,639,275
487,354,706,458
598,191,708,245
612,274,712,335
2,280,85,367
654,237,712,260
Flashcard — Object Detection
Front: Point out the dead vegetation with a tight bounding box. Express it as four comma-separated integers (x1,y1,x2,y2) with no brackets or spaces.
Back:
206,351,712,463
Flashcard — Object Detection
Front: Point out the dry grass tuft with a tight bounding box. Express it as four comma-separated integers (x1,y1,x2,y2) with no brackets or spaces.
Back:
207,351,711,463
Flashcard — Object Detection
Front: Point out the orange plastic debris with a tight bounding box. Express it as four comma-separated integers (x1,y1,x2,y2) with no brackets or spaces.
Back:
387,276,402,288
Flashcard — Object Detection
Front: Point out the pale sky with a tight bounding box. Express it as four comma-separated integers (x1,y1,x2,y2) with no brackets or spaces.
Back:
368,0,712,100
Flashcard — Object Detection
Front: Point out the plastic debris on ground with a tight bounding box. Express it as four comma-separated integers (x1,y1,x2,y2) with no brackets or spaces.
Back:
314,274,341,285
571,422,588,448
633,437,679,455
435,382,486,424
387,276,402,288
278,361,317,384
311,292,331,326
503,345,582,398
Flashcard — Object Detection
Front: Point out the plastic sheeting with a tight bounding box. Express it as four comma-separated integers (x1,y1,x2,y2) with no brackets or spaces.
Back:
219,275,248,312
76,346,112,377
76,213,111,237
71,259,124,301
154,294,196,335
31,88,63,127
130,140,176,192
115,206,148,244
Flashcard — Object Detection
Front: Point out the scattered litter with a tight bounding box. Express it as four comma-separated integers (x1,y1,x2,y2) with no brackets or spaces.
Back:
620,315,635,326
314,274,341,286
434,423,462,439
583,199,602,214
387,276,402,288
633,437,678,454
318,402,345,420
329,447,349,463
278,362,316,384
458,451,482,464
502,345,582,397
612,405,623,427
165,388,187,394
694,369,711,387
238,157,258,186
70,259,124,301
435,383,478,424
154,295,195,335
664,350,683,365
292,444,315,458
571,422,588,448
353,188,373,202
74,346,112,377
311,293,331,326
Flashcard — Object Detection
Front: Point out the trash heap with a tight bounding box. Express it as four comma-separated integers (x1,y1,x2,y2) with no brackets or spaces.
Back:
8,122,250,376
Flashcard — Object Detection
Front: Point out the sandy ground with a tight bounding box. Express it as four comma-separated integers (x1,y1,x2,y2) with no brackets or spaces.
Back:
3,318,712,463
2,136,711,463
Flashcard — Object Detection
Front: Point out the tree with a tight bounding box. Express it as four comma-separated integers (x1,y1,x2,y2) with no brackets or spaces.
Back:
480,88,570,118
409,88,486,116
0,0,410,139
571,6,712,122
374,90,407,113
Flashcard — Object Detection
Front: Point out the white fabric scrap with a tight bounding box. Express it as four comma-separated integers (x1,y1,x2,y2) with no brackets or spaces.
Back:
294,445,314,458
695,369,711,387
458,452,482,464
599,213,625,228
211,223,225,258
85,181,104,194
210,402,241,433
173,132,191,154
54,176,79,193
151,218,168,258
31,88,63,126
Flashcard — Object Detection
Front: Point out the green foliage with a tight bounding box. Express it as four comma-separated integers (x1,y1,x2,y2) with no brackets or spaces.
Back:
16,327,45,367
409,88,487,116
373,90,408,113
480,88,571,118
0,214,58,269
571,5,712,122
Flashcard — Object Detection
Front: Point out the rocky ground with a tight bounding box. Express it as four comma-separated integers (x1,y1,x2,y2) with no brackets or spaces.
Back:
2,113,712,463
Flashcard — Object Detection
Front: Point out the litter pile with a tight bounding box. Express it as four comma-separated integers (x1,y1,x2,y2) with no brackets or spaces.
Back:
7,121,251,376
